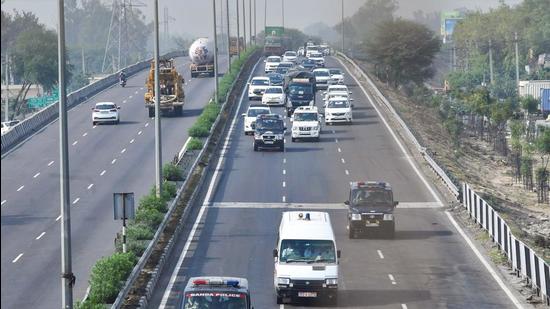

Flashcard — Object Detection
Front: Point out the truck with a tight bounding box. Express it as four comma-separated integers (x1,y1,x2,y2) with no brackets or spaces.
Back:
144,58,185,117
229,37,244,56
345,181,399,239
189,38,215,78
284,71,316,117
518,80,550,99
264,26,284,56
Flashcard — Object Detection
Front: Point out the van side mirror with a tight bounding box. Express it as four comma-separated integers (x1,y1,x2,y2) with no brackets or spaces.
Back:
251,123,256,129
394,201,399,207
273,249,278,258
290,116,294,122
117,106,121,109
337,250,341,258
242,113,246,117
344,201,349,205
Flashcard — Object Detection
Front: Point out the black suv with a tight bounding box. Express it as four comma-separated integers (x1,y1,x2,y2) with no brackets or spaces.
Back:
345,181,399,238
253,114,285,152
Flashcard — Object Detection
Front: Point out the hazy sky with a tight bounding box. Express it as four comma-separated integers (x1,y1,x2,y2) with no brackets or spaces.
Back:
2,0,523,38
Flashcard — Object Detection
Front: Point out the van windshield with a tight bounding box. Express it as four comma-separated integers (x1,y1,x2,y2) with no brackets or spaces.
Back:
279,239,336,264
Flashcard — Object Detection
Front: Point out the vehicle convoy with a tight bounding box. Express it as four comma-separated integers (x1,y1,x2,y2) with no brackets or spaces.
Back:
291,106,321,142
189,38,215,78
229,36,244,56
346,181,399,238
92,102,120,125
144,58,185,117
274,211,340,305
262,86,286,106
248,76,271,100
285,71,316,116
325,97,353,125
181,277,253,309
243,104,271,135
253,114,285,151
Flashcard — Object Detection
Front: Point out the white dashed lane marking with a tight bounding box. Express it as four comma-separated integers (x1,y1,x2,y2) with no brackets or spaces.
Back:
388,274,396,285
33,172,40,178
36,232,46,240
111,159,117,164
93,125,97,129
129,95,133,99
282,181,286,188
72,141,78,146
17,186,24,192
283,158,286,164
377,250,384,259
337,147,342,153
12,253,23,263
48,161,55,166
1,200,6,206
121,148,126,154
345,170,350,175
123,100,127,103
335,138,339,143
138,130,143,135
100,170,106,176
56,215,62,221
282,196,286,203
82,132,88,137
145,122,149,127
87,183,94,190
72,198,80,205
401,304,408,309
283,170,286,175
341,158,346,164
130,139,135,144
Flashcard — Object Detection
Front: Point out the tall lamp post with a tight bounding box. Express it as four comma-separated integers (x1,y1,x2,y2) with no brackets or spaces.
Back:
153,0,162,197
212,0,219,103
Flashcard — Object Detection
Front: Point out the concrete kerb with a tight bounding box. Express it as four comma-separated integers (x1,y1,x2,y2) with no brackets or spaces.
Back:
336,52,460,198
111,49,260,309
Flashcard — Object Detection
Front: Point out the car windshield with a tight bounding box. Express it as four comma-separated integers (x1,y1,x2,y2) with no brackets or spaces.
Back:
310,53,322,58
327,100,350,108
256,118,283,130
251,79,269,86
247,109,269,117
96,104,115,110
314,71,329,77
183,292,248,309
289,85,313,95
330,87,347,92
329,69,341,75
285,52,296,56
294,113,318,121
279,239,336,264
279,63,292,68
351,188,393,206
267,57,281,63
303,59,315,65
265,87,282,94
276,67,289,74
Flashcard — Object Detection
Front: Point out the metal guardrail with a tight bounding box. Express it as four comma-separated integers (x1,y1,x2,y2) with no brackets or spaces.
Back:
111,49,260,308
0,51,184,156
337,52,460,198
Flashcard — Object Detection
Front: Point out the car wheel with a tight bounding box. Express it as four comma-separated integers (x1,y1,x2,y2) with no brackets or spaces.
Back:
253,143,258,152
148,107,155,117
315,136,320,142
327,293,338,306
348,227,357,239
276,294,284,305
116,119,120,124
92,121,96,126
291,137,296,142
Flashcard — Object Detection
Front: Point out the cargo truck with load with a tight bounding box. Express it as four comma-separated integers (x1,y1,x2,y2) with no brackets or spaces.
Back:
144,58,185,117
264,26,284,56
229,37,244,56
189,38,215,78
284,71,316,117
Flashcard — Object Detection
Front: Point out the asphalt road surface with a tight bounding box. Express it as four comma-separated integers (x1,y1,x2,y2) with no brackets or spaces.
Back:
149,56,520,309
0,56,227,308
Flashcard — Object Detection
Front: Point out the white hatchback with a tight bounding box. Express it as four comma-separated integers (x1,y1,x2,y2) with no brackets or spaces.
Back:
262,86,286,106
242,105,271,135
92,102,120,125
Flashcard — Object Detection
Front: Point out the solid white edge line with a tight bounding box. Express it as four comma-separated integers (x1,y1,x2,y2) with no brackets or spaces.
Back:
445,211,523,308
377,249,384,259
336,57,442,205
12,253,23,263
159,58,262,309
36,232,46,240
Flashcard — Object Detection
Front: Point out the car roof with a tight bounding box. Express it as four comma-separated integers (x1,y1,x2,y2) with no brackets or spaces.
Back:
267,56,281,60
96,101,116,105
313,68,329,72
328,96,350,102
294,106,318,113
350,181,392,191
185,276,249,293
279,211,335,240
252,76,270,80
266,85,283,89
248,104,270,109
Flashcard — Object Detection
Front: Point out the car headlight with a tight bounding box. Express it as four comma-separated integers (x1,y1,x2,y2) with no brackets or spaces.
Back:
325,278,338,285
276,133,284,140
277,277,290,285
292,126,299,131
254,132,260,138
351,213,362,221
312,126,319,131
346,111,352,117
383,214,394,221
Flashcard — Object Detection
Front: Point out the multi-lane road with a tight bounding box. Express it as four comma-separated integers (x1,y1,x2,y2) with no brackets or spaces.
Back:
149,56,521,309
1,56,227,308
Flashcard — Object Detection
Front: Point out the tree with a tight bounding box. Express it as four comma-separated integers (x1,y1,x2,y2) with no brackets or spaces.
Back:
521,95,539,115
364,19,441,87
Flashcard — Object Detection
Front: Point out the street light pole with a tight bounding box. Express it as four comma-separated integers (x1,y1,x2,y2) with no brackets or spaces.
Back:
57,0,74,308
515,32,520,95
213,0,219,103
341,0,344,53
4,52,9,122
242,0,247,50
226,0,231,71
236,0,241,58
249,0,252,44
253,0,257,44
264,0,266,31
153,0,163,197
282,0,284,30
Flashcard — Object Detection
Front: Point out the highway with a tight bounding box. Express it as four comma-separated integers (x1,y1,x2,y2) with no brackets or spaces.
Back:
149,56,519,309
0,56,227,308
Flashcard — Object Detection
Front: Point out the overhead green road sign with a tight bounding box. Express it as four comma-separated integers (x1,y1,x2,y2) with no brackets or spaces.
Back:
265,26,284,37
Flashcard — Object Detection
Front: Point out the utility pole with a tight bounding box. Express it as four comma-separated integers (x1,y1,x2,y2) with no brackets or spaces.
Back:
254,0,257,44
4,52,9,122
226,0,231,71
153,0,163,197
264,0,267,31
212,0,219,103
242,0,247,50
489,39,494,85
282,0,284,30
249,0,252,44
341,0,344,53
57,0,74,308
236,0,241,58
515,32,520,95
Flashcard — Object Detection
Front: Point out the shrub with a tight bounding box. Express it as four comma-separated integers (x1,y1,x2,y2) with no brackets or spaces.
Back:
188,122,210,138
115,237,149,257
75,300,106,309
163,163,183,181
135,207,164,228
163,181,177,199
127,223,154,240
140,193,168,212
187,137,203,150
88,252,136,304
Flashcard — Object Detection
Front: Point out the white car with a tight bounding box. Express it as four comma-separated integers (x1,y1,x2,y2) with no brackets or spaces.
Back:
262,86,286,106
291,106,321,142
1,120,20,135
242,104,271,135
308,51,325,67
325,97,353,125
282,51,298,63
92,102,120,125
248,77,271,100
265,56,282,73
313,68,331,90
323,91,352,107
325,85,351,96
328,68,345,84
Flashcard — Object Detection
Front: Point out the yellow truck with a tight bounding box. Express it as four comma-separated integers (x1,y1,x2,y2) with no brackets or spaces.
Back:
229,37,244,56
144,58,185,117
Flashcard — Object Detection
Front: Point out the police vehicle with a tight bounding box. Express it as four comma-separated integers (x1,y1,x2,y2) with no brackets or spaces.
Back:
345,181,399,238
181,277,253,309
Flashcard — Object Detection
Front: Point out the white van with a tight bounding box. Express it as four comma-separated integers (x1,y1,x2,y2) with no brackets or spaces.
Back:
273,211,340,305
